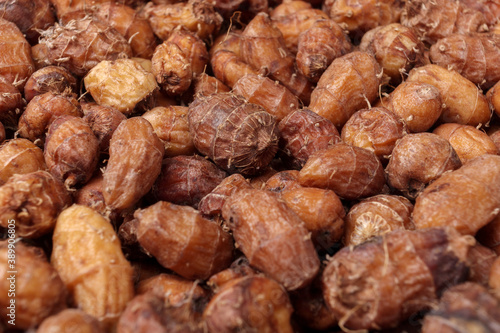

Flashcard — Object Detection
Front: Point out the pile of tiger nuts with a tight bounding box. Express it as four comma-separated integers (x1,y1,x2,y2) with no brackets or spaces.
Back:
1,0,500,332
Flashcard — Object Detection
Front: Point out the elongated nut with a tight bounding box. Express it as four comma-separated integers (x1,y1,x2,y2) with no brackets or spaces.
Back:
0,138,46,185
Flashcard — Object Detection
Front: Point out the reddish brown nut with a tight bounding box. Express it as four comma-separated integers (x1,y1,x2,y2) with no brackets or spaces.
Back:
222,188,320,290
466,244,497,286
52,205,134,327
103,117,165,212
386,133,462,198
233,74,299,121
167,26,209,79
459,0,500,26
24,66,77,103
116,293,168,333
193,73,230,98
0,138,46,185
421,282,500,333
413,154,500,235
299,143,386,200
296,19,352,83
37,16,132,77
44,115,99,187
203,275,294,333
0,241,67,330
263,169,301,193
213,0,268,21
17,92,82,146
0,76,25,129
344,194,414,246
490,257,500,299
477,215,500,255
0,171,71,238
323,228,472,331
487,80,500,118
188,93,279,176
341,107,407,161
385,81,443,133
278,108,341,169
280,186,345,252
207,256,257,292
152,41,192,96
37,309,103,333
135,201,234,280
151,155,227,209
82,103,127,155
248,166,278,190
0,18,34,89
142,106,195,157
309,51,382,129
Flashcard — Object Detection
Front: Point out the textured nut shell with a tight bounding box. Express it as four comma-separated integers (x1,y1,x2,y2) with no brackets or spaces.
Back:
37,309,104,333
167,26,209,78
193,73,230,98
263,169,301,193
24,66,77,103
51,205,134,325
82,103,127,154
0,76,25,128
0,138,46,185
116,293,167,333
151,41,192,96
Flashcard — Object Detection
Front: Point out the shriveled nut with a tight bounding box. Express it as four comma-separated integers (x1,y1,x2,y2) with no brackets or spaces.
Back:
0,76,25,129
84,59,158,116
0,171,71,238
52,205,134,328
386,133,462,198
0,138,46,185
37,309,103,333
203,275,294,333
24,66,77,103
263,170,301,193
167,26,209,78
152,41,192,96
74,172,119,223
116,293,167,333
0,241,67,330
193,73,230,98
344,194,414,246
207,256,256,291
135,201,234,280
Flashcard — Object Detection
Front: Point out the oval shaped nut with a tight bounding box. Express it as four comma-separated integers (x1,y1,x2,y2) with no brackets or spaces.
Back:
263,170,301,193
0,241,67,330
135,201,234,280
406,64,491,126
52,204,134,327
0,171,71,238
37,309,104,333
309,51,382,129
0,138,46,185
116,293,167,333
44,115,99,187
167,26,209,78
0,76,25,129
386,133,462,198
103,117,165,211
413,154,500,235
193,73,230,99
222,188,320,290
188,93,279,176
24,66,77,102
204,275,294,333
152,41,192,96
299,143,386,200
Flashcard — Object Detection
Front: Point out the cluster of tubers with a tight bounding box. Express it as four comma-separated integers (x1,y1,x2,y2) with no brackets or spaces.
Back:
1,0,500,332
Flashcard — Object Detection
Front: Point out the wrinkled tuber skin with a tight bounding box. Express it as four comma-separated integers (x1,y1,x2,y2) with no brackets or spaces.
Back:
322,228,472,331
142,106,195,157
386,133,462,198
198,173,253,217
0,241,67,330
103,117,165,211
323,0,403,41
188,93,279,176
152,41,193,96
296,19,352,83
37,16,132,77
413,154,500,235
82,103,127,155
222,188,320,290
0,171,71,238
151,155,227,209
490,257,500,298
459,0,500,26
299,143,386,200
269,1,329,54
233,74,300,121
488,80,500,118
17,92,83,146
359,23,425,85
341,107,407,161
116,293,167,333
421,282,500,333
433,123,499,164
85,59,158,115
278,108,341,170
193,73,230,99
240,13,313,104
344,194,414,246
207,256,257,291
167,26,209,79
385,81,443,133
24,66,77,103
0,76,25,129
0,18,34,89
401,0,488,44
52,205,134,327
477,215,500,255
141,0,223,41
430,33,500,90
263,169,301,193
407,64,491,127
135,201,234,280
309,51,382,129
44,115,99,187
0,138,46,185
466,244,497,286
37,309,104,333
203,275,294,333
50,0,115,17
92,2,158,59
